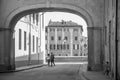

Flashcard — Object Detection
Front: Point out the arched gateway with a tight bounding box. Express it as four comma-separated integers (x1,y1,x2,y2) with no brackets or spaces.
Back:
0,0,104,72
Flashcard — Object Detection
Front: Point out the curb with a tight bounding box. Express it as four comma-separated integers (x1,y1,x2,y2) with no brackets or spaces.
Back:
15,64,46,72
81,72,91,80
0,64,46,73
81,71,111,80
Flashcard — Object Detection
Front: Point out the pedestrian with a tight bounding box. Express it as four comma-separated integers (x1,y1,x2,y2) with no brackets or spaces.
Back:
46,54,51,66
104,61,110,76
50,52,55,67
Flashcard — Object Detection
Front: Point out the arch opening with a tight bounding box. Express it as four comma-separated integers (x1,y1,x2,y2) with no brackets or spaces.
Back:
6,4,93,69
14,11,88,68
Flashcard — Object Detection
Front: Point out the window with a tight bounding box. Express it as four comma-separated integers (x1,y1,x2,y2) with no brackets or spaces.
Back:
77,44,79,50
67,44,69,50
54,44,56,50
57,44,59,50
64,36,68,40
57,44,62,50
33,35,35,52
19,29,22,50
58,36,61,40
49,44,55,50
61,44,62,50
24,31,26,50
51,36,54,40
50,28,55,32
50,44,52,50
74,29,78,32
57,28,62,32
75,36,78,41
64,44,66,50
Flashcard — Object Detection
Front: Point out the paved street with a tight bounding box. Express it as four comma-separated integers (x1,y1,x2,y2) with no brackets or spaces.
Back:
0,64,87,80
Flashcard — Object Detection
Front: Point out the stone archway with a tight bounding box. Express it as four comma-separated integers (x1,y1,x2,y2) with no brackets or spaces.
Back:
5,3,94,29
0,2,103,71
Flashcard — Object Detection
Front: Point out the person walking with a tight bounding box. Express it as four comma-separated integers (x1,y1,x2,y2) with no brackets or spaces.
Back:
50,52,55,67
104,61,110,76
46,54,51,66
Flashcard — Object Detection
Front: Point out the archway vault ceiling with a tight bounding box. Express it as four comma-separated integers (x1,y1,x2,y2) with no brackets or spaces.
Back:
5,3,94,29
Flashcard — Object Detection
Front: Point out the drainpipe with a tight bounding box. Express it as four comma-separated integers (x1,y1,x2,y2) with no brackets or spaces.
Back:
28,15,32,65
116,0,118,79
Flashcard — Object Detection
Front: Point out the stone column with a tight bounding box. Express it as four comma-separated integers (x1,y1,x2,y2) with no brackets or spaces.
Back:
62,28,64,55
78,28,81,56
70,29,73,56
55,28,57,52
48,28,50,54
87,27,103,71
0,28,15,72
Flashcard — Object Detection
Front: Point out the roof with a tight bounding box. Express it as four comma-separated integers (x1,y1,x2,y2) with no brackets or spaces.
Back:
46,20,83,28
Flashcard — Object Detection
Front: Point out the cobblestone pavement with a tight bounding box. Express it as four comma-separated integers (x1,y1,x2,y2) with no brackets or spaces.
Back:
0,64,86,80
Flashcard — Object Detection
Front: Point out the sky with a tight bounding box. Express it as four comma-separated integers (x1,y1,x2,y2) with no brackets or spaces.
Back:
44,12,88,37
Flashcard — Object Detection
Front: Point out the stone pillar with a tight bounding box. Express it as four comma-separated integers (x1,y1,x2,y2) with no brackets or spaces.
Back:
55,28,57,50
78,28,81,56
48,28,50,54
0,28,15,72
70,29,73,56
62,28,64,55
87,27,103,71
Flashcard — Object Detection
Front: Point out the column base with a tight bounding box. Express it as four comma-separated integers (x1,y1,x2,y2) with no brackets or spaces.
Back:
87,64,102,71
0,64,15,72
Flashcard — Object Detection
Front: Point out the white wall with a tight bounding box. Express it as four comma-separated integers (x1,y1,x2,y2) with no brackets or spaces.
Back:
15,16,40,57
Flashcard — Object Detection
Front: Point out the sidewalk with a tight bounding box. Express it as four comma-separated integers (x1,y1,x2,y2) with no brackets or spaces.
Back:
82,71,111,80
0,64,46,73
15,64,46,72
14,62,84,72
3,62,86,73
